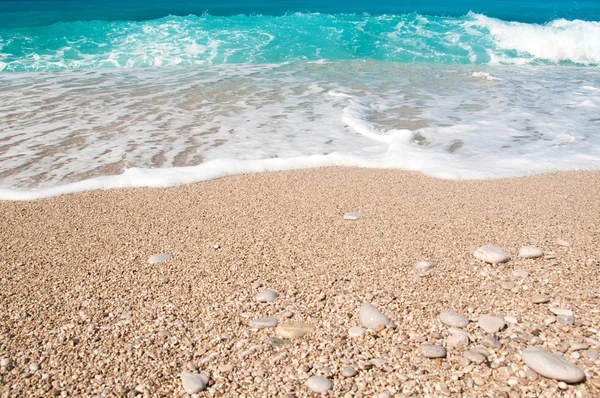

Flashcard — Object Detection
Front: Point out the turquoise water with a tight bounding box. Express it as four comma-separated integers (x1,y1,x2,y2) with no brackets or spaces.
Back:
1,0,600,198
1,1,600,71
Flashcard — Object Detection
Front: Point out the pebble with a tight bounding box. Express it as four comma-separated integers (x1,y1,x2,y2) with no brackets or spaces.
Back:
549,308,574,317
512,269,529,278
464,350,487,365
557,315,575,325
478,315,506,334
474,244,511,264
359,303,390,331
557,381,568,390
544,316,557,325
305,376,333,393
521,347,585,383
283,311,294,318
251,281,263,289
255,290,279,302
340,367,358,377
148,253,172,264
532,294,550,304
29,363,40,372
482,336,502,349
343,212,367,220
249,317,279,329
447,333,470,349
418,344,447,358
415,261,435,271
501,281,516,290
440,310,469,328
180,371,209,394
505,315,518,324
348,326,366,337
519,246,544,259
570,342,588,351
587,349,599,361
275,322,315,339
555,239,571,247
590,378,600,389
1,358,12,369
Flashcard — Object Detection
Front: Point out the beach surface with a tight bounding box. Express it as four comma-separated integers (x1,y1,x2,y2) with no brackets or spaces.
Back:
1,167,599,397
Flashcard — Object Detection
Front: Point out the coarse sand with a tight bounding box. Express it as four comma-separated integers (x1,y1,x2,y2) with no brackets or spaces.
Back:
0,167,599,397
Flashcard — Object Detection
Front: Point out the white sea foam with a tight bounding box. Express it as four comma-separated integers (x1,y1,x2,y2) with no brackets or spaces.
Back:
1,60,600,200
471,13,600,65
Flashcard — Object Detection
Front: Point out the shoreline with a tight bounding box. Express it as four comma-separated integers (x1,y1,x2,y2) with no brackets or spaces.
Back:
1,167,599,396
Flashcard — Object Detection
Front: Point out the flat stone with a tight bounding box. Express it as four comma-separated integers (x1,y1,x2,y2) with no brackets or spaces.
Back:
305,376,333,393
501,281,516,290
255,290,279,302
29,363,40,372
348,326,366,337
512,269,529,278
482,336,502,349
505,315,518,324
344,212,367,220
249,317,278,329
447,333,470,350
464,350,487,365
1,358,12,369
570,342,588,351
556,239,571,247
148,253,172,264
180,371,209,394
440,310,469,328
359,303,390,331
269,337,290,346
474,245,511,264
519,246,544,259
415,261,435,270
340,367,358,377
478,315,506,334
522,347,585,383
549,308,574,317
251,281,263,289
275,322,315,339
532,294,550,304
556,315,575,325
587,349,599,361
418,344,446,358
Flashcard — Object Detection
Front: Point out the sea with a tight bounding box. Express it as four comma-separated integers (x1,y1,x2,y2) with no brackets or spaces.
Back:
1,0,599,199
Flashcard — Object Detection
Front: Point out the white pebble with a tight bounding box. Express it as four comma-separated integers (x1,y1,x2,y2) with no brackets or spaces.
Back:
478,315,506,334
522,347,585,383
180,371,209,394
359,303,390,331
418,344,446,358
148,253,172,264
440,310,469,328
305,375,333,393
348,326,366,337
249,317,278,329
343,212,367,220
255,290,279,302
473,244,511,264
519,246,544,259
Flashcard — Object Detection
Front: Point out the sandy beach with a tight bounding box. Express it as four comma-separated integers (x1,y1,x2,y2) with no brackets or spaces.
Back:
1,167,599,397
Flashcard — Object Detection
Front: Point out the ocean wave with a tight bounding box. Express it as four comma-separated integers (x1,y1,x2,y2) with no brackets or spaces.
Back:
0,12,599,72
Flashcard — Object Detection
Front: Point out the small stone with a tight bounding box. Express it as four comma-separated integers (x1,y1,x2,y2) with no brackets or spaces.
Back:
148,253,172,264
525,368,539,381
501,281,516,290
283,311,294,318
512,269,529,278
305,376,333,393
344,212,367,220
275,322,315,339
416,261,435,270
440,310,469,328
519,246,544,259
158,329,171,337
521,347,585,383
348,326,366,337
505,315,518,324
447,333,470,350
249,317,278,329
474,245,511,264
340,367,358,377
482,336,502,349
555,239,571,247
159,275,169,283
570,342,588,351
464,350,487,365
29,363,40,372
1,358,12,369
251,281,263,289
557,382,568,390
418,344,446,358
544,316,557,325
556,315,575,325
586,349,599,361
532,294,550,304
359,303,390,331
255,290,279,302
269,337,290,346
478,315,506,334
180,371,209,394
549,308,574,317
219,364,234,373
